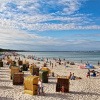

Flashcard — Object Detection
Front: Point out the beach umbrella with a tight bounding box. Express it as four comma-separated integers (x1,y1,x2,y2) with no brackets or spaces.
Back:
86,64,94,69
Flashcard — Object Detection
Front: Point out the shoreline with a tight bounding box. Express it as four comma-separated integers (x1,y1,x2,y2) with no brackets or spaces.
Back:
1,51,100,65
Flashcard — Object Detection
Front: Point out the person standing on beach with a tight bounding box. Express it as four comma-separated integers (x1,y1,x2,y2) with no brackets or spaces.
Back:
64,61,67,68
52,63,53,69
69,72,72,79
98,61,100,66
37,78,45,96
59,58,61,65
55,63,57,67
50,61,51,66
47,58,48,63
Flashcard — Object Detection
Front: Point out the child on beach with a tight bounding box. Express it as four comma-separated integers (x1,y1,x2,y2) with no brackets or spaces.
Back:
61,85,65,93
70,73,76,80
37,78,45,96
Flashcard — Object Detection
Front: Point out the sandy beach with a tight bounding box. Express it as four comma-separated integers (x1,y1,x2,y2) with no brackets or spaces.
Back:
0,54,100,100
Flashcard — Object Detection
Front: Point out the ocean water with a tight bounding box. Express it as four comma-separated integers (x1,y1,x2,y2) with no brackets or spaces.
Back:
18,51,100,65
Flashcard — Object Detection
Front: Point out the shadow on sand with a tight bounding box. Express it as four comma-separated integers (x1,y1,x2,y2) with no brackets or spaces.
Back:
47,81,56,84
0,79,12,82
49,77,56,79
44,92,72,100
0,70,10,73
69,91,100,96
0,86,13,90
0,97,14,100
43,91,100,100
0,73,9,75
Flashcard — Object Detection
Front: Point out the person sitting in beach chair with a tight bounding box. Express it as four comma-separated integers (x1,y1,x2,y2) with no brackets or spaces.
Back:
61,85,65,93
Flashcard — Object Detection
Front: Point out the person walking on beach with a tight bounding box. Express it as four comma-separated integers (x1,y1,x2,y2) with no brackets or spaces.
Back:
64,61,67,68
37,78,45,96
52,63,53,69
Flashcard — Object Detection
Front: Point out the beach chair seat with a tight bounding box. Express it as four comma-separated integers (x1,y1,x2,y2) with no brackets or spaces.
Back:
18,60,23,65
29,64,37,74
10,67,20,79
24,76,39,95
13,72,24,85
39,70,48,83
40,67,51,74
22,64,29,71
56,78,69,93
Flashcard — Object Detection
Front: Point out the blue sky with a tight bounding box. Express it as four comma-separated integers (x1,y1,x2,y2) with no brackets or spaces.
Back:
0,0,100,51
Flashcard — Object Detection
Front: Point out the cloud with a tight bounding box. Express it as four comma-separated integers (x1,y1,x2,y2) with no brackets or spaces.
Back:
38,0,86,15
0,0,99,32
16,23,100,31
0,23,59,50
0,22,100,50
57,0,82,15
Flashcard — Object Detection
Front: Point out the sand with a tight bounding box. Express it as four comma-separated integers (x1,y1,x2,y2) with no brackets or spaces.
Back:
0,54,100,100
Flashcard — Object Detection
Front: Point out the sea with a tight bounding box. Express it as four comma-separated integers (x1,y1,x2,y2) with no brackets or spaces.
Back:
17,51,100,66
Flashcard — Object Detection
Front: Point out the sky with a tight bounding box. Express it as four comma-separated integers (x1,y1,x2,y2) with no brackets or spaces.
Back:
0,0,100,51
